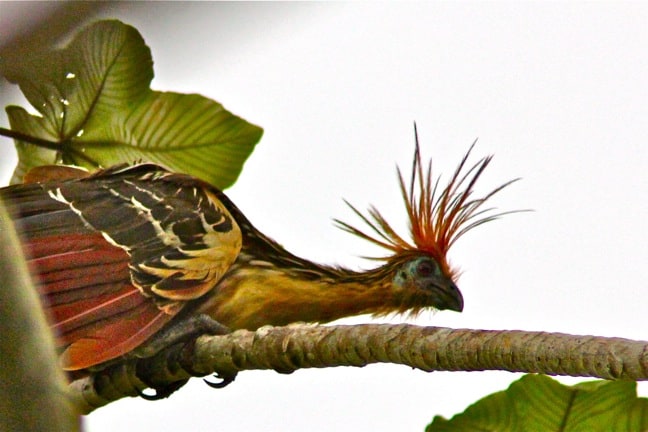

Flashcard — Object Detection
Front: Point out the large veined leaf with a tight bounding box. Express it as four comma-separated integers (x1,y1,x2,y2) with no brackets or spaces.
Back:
3,20,262,187
426,375,648,432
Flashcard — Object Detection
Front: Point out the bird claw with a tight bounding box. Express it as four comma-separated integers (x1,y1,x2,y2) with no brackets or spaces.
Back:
137,379,190,401
203,372,237,389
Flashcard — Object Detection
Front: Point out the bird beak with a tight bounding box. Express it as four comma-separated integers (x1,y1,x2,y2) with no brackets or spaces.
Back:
432,278,463,312
436,280,464,312
417,276,464,312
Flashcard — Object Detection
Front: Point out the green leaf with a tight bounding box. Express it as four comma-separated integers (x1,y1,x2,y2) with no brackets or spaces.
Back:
6,106,61,178
426,375,648,432
3,19,262,188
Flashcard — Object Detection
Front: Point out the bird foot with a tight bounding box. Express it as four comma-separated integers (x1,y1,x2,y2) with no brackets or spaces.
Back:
132,314,236,400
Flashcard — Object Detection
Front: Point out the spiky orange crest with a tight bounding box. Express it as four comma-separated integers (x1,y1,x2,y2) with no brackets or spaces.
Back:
335,128,519,279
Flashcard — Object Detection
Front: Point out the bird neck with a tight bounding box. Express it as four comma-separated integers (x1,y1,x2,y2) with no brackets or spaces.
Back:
198,260,396,331
200,192,407,330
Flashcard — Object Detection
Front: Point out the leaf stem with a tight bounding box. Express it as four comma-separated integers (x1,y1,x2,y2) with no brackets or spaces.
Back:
0,127,62,152
67,148,101,168
0,127,102,168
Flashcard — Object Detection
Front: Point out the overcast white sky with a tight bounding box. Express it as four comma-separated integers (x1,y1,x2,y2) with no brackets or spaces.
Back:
1,3,647,431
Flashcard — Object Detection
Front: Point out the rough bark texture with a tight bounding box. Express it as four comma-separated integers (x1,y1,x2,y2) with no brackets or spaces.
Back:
69,323,648,414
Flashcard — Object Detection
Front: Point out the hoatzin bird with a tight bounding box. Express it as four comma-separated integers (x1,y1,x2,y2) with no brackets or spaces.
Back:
0,142,515,391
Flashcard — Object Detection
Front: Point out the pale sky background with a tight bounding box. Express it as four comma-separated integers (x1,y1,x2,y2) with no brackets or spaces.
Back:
1,3,647,431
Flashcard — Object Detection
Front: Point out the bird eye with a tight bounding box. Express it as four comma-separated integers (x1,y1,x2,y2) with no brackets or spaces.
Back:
415,259,437,277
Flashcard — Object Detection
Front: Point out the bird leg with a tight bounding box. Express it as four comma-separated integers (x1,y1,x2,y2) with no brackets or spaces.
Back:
133,314,231,358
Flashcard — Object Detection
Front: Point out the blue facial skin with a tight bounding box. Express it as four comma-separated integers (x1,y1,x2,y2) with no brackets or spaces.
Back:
394,256,463,312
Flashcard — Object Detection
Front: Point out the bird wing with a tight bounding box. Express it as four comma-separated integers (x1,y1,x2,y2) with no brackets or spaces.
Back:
1,164,242,370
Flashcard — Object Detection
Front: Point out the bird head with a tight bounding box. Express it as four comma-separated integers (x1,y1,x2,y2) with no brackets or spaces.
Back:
335,130,519,316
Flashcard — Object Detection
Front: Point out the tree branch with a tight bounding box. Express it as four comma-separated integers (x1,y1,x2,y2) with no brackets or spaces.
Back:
0,201,79,431
69,323,648,414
